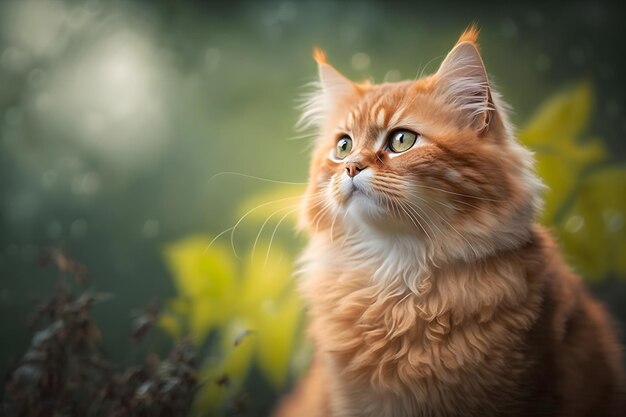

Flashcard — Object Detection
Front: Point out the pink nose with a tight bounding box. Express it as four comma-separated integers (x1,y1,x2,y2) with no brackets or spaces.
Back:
345,162,366,177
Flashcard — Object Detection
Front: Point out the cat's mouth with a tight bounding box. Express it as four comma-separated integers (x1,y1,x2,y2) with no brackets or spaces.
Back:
339,170,374,201
342,178,366,200
341,179,364,199
344,178,378,206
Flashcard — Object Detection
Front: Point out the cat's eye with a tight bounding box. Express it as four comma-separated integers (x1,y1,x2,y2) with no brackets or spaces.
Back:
388,130,419,153
335,135,353,160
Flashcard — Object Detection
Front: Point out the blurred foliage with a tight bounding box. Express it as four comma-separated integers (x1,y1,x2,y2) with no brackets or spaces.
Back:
159,236,302,415
521,82,626,279
2,250,199,417
157,82,625,414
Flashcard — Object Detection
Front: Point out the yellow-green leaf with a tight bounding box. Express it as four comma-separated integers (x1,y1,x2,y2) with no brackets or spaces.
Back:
520,82,592,148
191,319,256,415
157,311,183,340
557,166,626,279
237,242,293,310
519,83,606,223
255,290,302,387
163,236,237,300
534,139,606,222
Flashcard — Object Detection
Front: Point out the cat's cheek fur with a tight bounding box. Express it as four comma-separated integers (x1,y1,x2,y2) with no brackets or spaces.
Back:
337,172,354,200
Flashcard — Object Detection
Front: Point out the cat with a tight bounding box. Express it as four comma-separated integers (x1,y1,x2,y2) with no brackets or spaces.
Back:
272,27,625,417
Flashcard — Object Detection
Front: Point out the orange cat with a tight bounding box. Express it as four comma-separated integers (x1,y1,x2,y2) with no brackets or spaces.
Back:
273,28,625,417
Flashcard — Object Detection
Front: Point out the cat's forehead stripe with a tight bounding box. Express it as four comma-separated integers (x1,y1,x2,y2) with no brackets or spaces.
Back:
375,107,386,128
346,110,356,131
371,95,390,128
388,105,404,127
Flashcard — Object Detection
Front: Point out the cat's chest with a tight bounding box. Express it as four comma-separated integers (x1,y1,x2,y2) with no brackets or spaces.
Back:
309,281,521,417
301,244,535,416
305,264,451,388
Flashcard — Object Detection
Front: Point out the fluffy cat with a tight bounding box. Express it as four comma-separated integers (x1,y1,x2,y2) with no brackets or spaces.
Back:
273,27,625,417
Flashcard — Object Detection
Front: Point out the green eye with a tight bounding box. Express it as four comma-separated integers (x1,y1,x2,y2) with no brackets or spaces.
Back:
335,135,353,159
388,130,418,153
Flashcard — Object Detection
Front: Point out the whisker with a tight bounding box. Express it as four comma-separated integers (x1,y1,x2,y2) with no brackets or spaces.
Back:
406,200,445,235
388,196,400,221
312,200,333,235
400,199,438,248
431,195,500,217
252,194,328,261
406,192,481,258
412,183,502,202
377,172,503,203
417,54,445,80
251,200,324,259
329,203,342,244
251,203,299,262
330,210,339,243
392,196,432,246
265,206,302,267
224,192,320,259
209,171,308,185
205,226,235,252
408,199,480,258
323,184,342,244
286,132,317,141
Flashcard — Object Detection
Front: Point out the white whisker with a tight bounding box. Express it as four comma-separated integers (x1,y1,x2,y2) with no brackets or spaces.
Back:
265,206,302,267
217,192,320,259
209,171,307,185
413,183,502,202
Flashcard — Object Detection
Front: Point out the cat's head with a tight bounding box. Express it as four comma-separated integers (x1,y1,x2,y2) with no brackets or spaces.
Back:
299,27,543,263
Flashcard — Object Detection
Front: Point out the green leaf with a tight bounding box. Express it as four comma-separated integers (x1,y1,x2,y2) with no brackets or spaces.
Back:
163,236,237,300
238,242,293,309
191,320,256,415
520,82,592,149
161,235,303,406
157,311,183,340
519,83,606,223
556,166,626,279
255,290,302,387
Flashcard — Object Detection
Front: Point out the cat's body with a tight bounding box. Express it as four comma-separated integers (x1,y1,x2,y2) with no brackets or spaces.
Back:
277,226,623,417
274,28,625,417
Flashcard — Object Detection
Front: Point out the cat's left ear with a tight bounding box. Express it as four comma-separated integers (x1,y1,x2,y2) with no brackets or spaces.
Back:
435,28,493,133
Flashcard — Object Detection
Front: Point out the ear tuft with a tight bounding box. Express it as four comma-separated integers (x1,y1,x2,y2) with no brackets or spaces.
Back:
457,24,480,45
312,47,327,64
436,31,492,132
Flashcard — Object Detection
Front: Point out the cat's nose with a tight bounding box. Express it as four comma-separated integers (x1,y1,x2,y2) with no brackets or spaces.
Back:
345,162,366,178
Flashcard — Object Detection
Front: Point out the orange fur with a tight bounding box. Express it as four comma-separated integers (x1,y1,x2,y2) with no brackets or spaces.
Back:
457,24,480,45
313,47,328,65
275,29,625,417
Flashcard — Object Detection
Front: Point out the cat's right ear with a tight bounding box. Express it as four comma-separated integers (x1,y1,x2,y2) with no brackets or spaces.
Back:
297,49,358,132
313,48,357,102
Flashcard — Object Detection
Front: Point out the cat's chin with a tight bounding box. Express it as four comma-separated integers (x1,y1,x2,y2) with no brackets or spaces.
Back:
345,191,386,217
343,193,411,234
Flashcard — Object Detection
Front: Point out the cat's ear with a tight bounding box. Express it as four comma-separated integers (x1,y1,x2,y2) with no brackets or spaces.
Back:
313,47,357,103
435,27,493,132
297,48,358,132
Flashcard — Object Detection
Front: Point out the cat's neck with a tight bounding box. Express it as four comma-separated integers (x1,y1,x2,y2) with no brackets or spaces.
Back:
300,220,537,297
300,226,429,292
